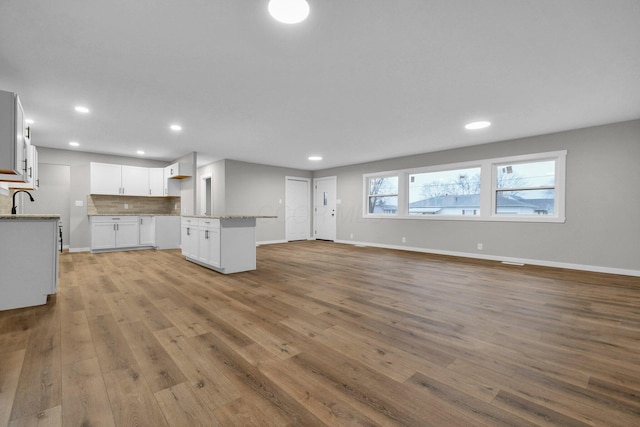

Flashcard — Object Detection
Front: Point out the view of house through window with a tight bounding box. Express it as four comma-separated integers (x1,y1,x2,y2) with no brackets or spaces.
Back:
363,150,566,222
495,160,555,215
367,176,398,214
408,167,481,215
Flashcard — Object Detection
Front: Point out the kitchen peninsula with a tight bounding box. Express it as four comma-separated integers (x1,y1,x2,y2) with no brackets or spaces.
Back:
0,214,60,310
181,215,276,274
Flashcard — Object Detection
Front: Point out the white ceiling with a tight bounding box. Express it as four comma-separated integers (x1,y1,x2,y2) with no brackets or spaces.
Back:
1,1,639,170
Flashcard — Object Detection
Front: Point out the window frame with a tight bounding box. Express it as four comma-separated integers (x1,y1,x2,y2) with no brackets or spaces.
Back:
363,150,567,223
363,172,401,216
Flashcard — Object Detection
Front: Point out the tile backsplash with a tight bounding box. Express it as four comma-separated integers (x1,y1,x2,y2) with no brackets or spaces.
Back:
88,195,180,215
0,193,10,215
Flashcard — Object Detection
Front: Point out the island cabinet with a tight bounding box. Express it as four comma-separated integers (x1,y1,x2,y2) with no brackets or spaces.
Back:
181,216,268,274
0,215,59,311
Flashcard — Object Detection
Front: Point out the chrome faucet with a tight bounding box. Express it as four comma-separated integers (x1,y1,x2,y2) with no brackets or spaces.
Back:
11,190,35,215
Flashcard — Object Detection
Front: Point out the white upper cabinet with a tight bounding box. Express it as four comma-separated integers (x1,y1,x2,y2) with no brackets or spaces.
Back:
90,162,122,195
149,168,164,196
0,90,28,181
165,162,192,179
9,144,38,190
163,165,181,196
121,165,149,196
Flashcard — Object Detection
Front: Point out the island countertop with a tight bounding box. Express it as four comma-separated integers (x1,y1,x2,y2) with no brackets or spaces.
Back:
0,214,61,220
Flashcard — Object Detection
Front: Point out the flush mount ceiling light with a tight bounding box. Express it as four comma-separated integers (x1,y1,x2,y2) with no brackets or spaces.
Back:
74,106,90,114
308,156,322,161
170,124,182,131
25,118,34,124
465,121,491,130
137,150,145,155
268,0,310,24
69,141,79,147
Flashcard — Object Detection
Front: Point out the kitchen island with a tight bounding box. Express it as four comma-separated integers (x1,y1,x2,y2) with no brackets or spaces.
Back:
0,214,60,310
181,215,276,274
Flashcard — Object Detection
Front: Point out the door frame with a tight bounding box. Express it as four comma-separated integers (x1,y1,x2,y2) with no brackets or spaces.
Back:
200,174,213,215
313,176,337,241
285,176,311,241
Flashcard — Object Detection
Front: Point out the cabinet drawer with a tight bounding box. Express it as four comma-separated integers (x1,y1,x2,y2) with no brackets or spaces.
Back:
181,217,197,228
198,218,220,228
91,216,139,223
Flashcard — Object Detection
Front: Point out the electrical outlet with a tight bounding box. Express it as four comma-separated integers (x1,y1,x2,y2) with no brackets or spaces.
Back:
477,243,483,250
124,203,129,209
350,233,354,239
402,237,406,243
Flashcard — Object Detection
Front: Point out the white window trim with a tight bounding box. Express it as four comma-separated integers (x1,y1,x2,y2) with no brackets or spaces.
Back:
363,150,567,223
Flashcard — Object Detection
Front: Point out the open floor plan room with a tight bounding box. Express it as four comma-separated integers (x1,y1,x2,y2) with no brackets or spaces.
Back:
1,241,639,426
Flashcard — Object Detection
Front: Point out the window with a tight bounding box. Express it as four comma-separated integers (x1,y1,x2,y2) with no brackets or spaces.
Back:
366,175,398,215
408,167,481,215
495,160,556,215
363,150,566,222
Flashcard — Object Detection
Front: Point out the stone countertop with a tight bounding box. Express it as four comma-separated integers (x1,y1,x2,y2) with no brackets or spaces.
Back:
182,215,278,219
0,214,61,220
88,214,180,216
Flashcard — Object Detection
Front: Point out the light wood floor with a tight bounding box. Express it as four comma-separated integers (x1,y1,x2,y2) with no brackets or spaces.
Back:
1,241,640,426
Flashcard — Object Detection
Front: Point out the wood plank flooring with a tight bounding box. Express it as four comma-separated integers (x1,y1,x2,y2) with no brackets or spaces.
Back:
1,241,640,426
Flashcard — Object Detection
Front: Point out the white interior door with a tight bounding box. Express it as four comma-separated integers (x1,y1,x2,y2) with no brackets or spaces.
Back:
285,177,310,241
314,176,336,241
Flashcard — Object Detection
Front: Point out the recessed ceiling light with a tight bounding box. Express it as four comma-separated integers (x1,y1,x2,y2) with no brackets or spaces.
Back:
69,141,80,147
308,156,322,161
268,0,310,24
137,150,145,155
74,106,90,114
170,124,182,131
465,121,491,130
25,118,34,124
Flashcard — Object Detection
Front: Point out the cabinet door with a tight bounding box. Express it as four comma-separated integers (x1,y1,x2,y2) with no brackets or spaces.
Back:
90,163,122,195
149,168,164,196
121,165,149,196
91,222,116,249
181,223,198,258
0,92,27,178
164,165,181,196
9,144,37,190
197,228,209,263
115,221,140,248
139,216,155,246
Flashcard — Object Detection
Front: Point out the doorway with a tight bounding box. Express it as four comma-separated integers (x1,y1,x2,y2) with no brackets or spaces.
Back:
285,176,310,241
313,176,337,241
22,163,71,248
200,175,213,215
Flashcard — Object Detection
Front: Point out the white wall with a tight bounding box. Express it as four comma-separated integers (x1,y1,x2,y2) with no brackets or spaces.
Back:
314,119,640,275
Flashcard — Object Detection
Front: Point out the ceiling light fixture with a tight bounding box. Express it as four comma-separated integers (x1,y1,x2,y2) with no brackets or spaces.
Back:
74,106,90,114
268,0,310,24
308,156,322,161
25,118,34,124
69,141,80,147
465,121,491,130
137,150,145,155
170,124,182,131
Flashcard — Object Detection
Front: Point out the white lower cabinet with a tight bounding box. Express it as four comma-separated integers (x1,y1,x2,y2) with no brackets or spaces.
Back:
90,216,140,251
197,219,221,267
181,217,199,258
139,216,155,246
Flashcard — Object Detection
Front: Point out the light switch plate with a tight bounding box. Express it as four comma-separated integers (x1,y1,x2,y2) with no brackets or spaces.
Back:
75,200,83,207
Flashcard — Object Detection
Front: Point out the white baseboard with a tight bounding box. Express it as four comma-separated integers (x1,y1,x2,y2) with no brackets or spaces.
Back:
256,239,288,246
334,239,640,278
69,247,90,253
